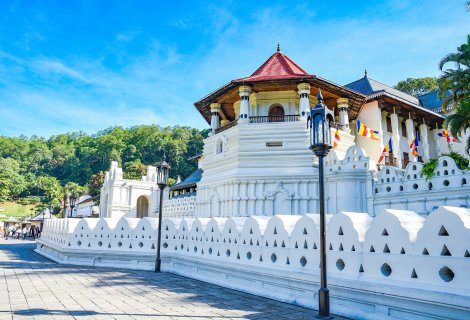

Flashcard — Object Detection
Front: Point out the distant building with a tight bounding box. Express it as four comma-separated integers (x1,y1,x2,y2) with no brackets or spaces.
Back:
71,195,99,218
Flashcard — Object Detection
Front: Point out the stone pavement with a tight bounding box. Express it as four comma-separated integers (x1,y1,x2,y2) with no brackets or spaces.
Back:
0,239,348,320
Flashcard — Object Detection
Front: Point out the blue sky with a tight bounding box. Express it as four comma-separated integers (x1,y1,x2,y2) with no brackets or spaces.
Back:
0,0,469,137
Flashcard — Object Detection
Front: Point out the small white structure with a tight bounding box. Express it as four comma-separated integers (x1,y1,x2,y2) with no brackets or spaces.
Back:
72,195,99,218
99,161,167,219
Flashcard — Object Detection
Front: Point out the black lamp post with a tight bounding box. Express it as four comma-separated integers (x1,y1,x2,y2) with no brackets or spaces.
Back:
155,156,170,272
63,194,68,218
69,193,77,218
308,89,334,319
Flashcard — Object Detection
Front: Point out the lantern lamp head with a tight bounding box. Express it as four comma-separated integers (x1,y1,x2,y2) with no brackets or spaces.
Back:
70,193,77,208
308,88,334,157
157,156,171,189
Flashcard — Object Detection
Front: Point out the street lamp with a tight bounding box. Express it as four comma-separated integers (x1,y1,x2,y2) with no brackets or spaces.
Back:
308,89,334,319
63,194,67,218
69,193,77,218
155,156,170,272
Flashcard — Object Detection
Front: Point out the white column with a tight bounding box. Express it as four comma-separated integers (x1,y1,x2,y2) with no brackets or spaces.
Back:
390,111,402,168
433,128,443,157
337,98,351,133
238,85,251,123
297,82,311,117
210,103,221,135
405,117,417,161
419,122,430,162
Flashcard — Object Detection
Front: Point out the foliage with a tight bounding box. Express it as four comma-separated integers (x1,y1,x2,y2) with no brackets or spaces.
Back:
444,151,469,170
0,125,208,206
394,77,438,97
123,160,147,180
88,171,105,205
421,158,438,180
420,152,469,180
445,98,470,155
438,35,470,112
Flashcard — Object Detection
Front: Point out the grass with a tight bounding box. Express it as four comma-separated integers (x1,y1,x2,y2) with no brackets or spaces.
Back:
0,201,38,221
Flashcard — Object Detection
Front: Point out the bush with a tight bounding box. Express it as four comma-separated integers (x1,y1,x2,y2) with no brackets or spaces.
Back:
421,152,468,180
421,158,438,180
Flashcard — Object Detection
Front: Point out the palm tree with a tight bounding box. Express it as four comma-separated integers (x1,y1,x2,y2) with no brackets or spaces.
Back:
446,98,470,154
438,35,470,112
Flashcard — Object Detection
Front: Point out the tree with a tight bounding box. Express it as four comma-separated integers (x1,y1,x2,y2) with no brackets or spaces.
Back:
88,171,105,204
446,98,470,154
0,158,27,201
64,182,87,197
36,176,62,201
394,77,438,97
123,160,147,180
438,35,470,111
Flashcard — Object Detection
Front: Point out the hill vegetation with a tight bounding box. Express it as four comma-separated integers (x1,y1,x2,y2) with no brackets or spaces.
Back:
0,125,209,213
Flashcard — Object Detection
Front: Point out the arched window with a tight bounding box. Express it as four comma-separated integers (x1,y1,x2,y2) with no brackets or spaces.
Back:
268,105,285,122
216,139,223,154
136,196,149,218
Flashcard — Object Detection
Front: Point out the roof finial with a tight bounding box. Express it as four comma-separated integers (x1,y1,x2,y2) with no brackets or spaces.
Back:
277,43,281,52
364,69,368,78
317,88,323,103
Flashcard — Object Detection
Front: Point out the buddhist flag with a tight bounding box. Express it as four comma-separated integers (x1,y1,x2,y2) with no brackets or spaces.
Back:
333,129,340,149
378,138,393,164
438,130,460,143
357,120,379,141
410,132,419,157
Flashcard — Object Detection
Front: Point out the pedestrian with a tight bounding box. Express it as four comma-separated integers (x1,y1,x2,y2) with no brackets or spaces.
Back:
22,226,27,240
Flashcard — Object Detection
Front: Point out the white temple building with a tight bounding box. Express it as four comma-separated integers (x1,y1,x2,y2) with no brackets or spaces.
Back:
99,47,469,220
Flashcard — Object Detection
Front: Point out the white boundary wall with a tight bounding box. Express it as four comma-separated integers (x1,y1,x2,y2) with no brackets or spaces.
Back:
36,206,470,320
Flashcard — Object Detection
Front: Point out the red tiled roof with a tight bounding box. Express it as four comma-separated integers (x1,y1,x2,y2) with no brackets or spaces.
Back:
233,51,312,82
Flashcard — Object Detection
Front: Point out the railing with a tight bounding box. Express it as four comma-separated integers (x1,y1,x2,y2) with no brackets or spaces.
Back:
215,120,238,134
249,114,300,124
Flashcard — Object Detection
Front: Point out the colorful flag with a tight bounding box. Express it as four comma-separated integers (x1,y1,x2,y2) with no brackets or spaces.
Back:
333,129,340,149
410,131,419,157
357,120,379,141
438,130,460,143
378,138,393,164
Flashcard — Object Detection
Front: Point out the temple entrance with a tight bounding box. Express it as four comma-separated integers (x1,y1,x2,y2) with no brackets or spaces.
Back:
136,196,149,218
268,105,285,122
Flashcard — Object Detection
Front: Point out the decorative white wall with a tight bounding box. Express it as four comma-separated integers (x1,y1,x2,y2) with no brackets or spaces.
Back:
36,206,470,320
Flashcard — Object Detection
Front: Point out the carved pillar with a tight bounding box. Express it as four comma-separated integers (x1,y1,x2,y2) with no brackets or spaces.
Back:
419,122,430,162
337,98,350,133
390,111,402,168
297,83,311,117
433,128,443,157
405,117,417,161
238,85,251,123
210,103,221,135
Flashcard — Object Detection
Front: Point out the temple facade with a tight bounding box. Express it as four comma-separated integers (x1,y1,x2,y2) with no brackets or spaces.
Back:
99,47,469,219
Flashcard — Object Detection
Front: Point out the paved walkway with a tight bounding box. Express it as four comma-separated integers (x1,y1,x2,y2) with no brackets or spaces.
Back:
0,239,342,320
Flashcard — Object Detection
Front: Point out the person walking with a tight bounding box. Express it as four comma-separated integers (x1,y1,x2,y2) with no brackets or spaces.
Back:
22,226,27,240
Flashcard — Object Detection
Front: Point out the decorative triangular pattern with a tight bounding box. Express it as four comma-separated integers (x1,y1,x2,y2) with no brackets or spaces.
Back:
382,229,389,236
438,225,449,236
359,264,364,273
339,243,344,251
383,244,390,253
370,246,375,253
422,248,429,255
411,269,418,278
351,245,355,252
338,227,344,235
400,247,406,254
441,244,451,256
304,240,308,249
